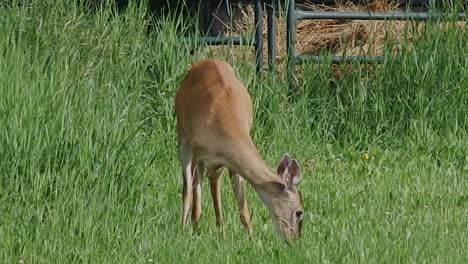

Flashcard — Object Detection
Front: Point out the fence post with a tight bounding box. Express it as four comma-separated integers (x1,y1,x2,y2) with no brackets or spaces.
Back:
255,0,264,76
267,0,276,70
286,0,296,93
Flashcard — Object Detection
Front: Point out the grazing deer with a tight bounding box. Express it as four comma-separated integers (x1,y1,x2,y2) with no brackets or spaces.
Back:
175,59,304,240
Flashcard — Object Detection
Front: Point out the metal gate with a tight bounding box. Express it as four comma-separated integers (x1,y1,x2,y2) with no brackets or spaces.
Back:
190,0,277,76
191,1,465,87
286,0,466,91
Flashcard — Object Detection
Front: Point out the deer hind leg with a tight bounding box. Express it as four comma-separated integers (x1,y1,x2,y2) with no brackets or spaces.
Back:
191,161,204,229
208,167,225,227
229,171,252,234
178,136,192,228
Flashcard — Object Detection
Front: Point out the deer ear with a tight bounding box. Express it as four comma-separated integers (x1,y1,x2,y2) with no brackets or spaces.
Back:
257,181,286,195
284,159,301,189
277,153,291,176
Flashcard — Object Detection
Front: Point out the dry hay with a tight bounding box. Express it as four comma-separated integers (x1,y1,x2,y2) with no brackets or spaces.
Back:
295,1,424,58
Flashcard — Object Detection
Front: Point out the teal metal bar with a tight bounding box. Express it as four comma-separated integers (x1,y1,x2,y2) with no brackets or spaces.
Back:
295,55,384,65
255,0,264,75
287,0,296,94
184,36,254,46
267,0,276,68
296,10,466,21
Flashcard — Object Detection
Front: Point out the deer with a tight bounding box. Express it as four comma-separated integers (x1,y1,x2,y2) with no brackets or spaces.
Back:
175,59,304,241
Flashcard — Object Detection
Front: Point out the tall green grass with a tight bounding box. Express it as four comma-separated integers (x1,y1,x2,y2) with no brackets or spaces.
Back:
0,0,467,263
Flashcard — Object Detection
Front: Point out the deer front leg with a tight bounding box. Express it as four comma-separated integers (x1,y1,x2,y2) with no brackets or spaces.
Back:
229,171,252,234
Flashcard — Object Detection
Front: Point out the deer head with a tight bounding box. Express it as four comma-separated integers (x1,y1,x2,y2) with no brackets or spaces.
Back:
256,154,304,241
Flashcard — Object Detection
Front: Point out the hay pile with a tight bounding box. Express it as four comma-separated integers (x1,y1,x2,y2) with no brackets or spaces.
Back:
295,1,422,58
224,0,423,65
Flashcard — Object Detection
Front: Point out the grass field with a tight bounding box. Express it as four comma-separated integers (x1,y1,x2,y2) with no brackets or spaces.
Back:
1,1,467,263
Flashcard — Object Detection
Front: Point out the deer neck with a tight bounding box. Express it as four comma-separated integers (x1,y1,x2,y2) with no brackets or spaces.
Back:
223,137,280,187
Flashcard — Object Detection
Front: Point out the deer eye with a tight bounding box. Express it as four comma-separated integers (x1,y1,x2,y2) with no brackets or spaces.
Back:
295,210,303,221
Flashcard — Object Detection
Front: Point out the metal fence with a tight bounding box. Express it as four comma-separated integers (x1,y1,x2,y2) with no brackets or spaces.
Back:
190,0,281,76
286,0,466,92
189,0,265,75
191,0,465,87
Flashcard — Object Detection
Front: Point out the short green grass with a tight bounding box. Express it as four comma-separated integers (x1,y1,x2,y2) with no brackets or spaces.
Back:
1,1,467,263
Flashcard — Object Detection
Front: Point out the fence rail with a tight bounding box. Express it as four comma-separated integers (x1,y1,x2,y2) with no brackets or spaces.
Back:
296,10,466,20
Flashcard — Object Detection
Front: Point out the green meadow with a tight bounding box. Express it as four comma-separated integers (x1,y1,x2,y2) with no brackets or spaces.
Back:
0,1,467,263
